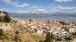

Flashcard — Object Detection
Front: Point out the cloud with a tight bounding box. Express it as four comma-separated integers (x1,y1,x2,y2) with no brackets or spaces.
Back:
14,10,30,13
32,9,46,13
30,6,47,13
11,2,30,7
48,5,76,13
31,6,43,9
2,0,30,7
2,0,11,3
54,0,73,2
52,5,76,10
0,8,8,12
18,5,76,13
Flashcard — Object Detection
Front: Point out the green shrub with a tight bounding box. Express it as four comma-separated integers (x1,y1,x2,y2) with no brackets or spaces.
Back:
59,21,65,25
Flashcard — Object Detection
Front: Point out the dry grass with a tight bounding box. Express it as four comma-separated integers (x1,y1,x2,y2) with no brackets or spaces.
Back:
0,31,45,42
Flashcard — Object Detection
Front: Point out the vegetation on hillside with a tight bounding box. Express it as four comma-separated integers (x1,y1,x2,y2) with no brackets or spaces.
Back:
3,13,11,23
44,32,55,42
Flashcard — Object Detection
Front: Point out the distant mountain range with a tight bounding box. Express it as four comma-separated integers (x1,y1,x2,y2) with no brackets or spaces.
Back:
8,12,76,17
0,11,75,17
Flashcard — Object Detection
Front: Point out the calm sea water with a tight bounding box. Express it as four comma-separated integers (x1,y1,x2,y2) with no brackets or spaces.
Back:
10,13,76,22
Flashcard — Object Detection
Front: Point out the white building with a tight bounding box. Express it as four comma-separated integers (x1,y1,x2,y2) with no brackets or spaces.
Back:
37,29,43,34
69,28,75,33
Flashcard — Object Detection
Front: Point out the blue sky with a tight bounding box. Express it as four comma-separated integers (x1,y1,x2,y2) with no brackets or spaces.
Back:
0,0,76,13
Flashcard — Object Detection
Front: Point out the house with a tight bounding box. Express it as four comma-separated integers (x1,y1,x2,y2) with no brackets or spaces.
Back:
53,30,62,38
61,31,69,36
69,28,75,33
37,29,43,34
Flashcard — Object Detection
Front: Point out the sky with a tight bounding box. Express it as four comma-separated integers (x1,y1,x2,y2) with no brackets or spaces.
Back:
0,0,76,13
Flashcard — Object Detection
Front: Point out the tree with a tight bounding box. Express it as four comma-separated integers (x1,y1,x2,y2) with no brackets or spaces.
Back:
47,20,50,24
50,33,55,42
64,35,72,42
0,29,8,40
44,32,55,42
55,37,62,41
71,32,76,38
0,29,3,36
59,21,65,25
15,31,19,35
13,31,19,42
0,29,4,40
3,14,11,22
14,35,19,42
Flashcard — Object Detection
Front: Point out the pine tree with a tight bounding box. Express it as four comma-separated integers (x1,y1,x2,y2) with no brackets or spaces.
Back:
64,36,72,42
13,31,19,42
44,32,55,42
0,29,3,36
3,14,11,22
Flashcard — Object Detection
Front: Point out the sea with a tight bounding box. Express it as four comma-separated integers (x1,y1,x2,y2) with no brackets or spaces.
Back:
9,13,76,22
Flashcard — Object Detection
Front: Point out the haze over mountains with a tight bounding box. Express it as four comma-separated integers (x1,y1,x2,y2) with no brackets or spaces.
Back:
9,12,76,17
0,11,74,22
